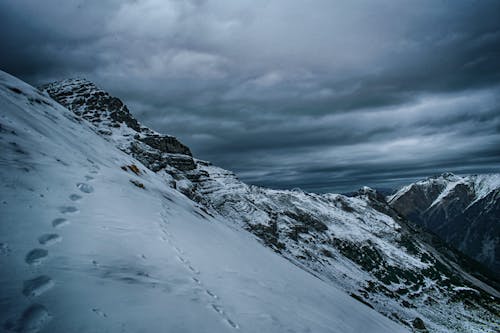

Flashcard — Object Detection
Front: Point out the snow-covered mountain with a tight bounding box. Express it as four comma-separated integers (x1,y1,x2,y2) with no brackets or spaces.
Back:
388,173,500,274
0,72,412,333
1,70,498,332
40,75,500,332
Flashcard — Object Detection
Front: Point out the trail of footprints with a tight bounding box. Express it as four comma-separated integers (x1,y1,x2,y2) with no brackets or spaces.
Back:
4,166,97,333
159,208,239,329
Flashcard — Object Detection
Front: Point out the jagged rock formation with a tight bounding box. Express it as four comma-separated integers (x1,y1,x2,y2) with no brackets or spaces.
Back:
388,173,500,274
42,78,500,332
42,79,195,172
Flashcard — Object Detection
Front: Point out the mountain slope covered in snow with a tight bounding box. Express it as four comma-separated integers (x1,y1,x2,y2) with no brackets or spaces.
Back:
36,75,500,332
388,173,500,274
0,71,410,332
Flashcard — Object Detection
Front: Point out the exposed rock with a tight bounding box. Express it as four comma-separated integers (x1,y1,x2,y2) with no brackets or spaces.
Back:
41,79,196,172
388,173,500,274
412,317,428,332
139,134,191,156
42,79,141,131
128,141,195,172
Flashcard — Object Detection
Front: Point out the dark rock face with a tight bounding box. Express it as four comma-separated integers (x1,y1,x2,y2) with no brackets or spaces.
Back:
129,141,196,172
449,189,500,271
139,135,192,156
390,184,445,226
41,79,195,171
43,79,141,131
412,317,428,332
389,173,500,274
424,183,475,232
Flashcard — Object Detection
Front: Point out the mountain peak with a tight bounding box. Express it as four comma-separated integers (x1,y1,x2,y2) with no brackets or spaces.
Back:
41,77,195,171
41,78,141,130
423,172,461,183
389,171,500,274
43,77,98,88
439,171,457,179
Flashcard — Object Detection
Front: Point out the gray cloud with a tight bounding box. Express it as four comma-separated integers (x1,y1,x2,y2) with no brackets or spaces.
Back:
1,0,500,192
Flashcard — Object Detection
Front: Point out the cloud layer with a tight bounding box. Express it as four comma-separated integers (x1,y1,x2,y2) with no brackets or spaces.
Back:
2,0,499,192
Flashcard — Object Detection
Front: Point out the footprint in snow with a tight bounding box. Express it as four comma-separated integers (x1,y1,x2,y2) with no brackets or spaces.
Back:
211,304,224,315
206,290,218,299
176,255,188,264
225,318,239,329
59,206,78,214
172,245,183,254
84,175,94,181
25,249,48,266
210,305,239,329
3,304,51,333
38,234,62,246
188,265,200,275
0,242,11,256
22,276,54,298
92,308,107,318
52,218,69,228
76,183,94,194
69,194,82,201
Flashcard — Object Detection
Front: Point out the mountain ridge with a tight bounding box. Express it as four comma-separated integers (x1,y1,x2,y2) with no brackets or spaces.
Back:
388,172,500,274
1,70,410,333
36,76,500,332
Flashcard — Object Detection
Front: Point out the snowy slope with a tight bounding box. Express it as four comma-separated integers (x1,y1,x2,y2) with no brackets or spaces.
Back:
0,72,412,332
38,77,500,332
388,173,500,274
186,163,500,332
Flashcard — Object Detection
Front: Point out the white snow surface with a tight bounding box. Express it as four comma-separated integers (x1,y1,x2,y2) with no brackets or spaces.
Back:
0,72,409,332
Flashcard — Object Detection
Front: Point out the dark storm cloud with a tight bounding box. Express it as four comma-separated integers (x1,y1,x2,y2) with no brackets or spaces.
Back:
1,0,500,192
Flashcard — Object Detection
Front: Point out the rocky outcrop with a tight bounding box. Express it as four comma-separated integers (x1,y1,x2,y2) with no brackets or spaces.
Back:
42,79,141,131
138,134,192,156
129,140,195,172
41,79,195,171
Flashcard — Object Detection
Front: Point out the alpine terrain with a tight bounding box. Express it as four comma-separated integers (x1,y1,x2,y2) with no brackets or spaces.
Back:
388,173,500,275
0,69,499,333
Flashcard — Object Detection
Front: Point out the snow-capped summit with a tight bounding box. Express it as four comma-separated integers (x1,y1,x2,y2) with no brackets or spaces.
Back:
388,173,500,274
35,74,500,332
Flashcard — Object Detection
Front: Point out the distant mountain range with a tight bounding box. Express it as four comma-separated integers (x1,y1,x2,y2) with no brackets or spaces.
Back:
388,172,500,275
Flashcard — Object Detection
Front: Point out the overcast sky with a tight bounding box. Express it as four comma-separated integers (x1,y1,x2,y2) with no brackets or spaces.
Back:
1,0,499,193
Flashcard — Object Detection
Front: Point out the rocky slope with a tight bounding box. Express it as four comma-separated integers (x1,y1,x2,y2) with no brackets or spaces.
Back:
41,78,500,332
42,79,196,172
388,173,500,274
